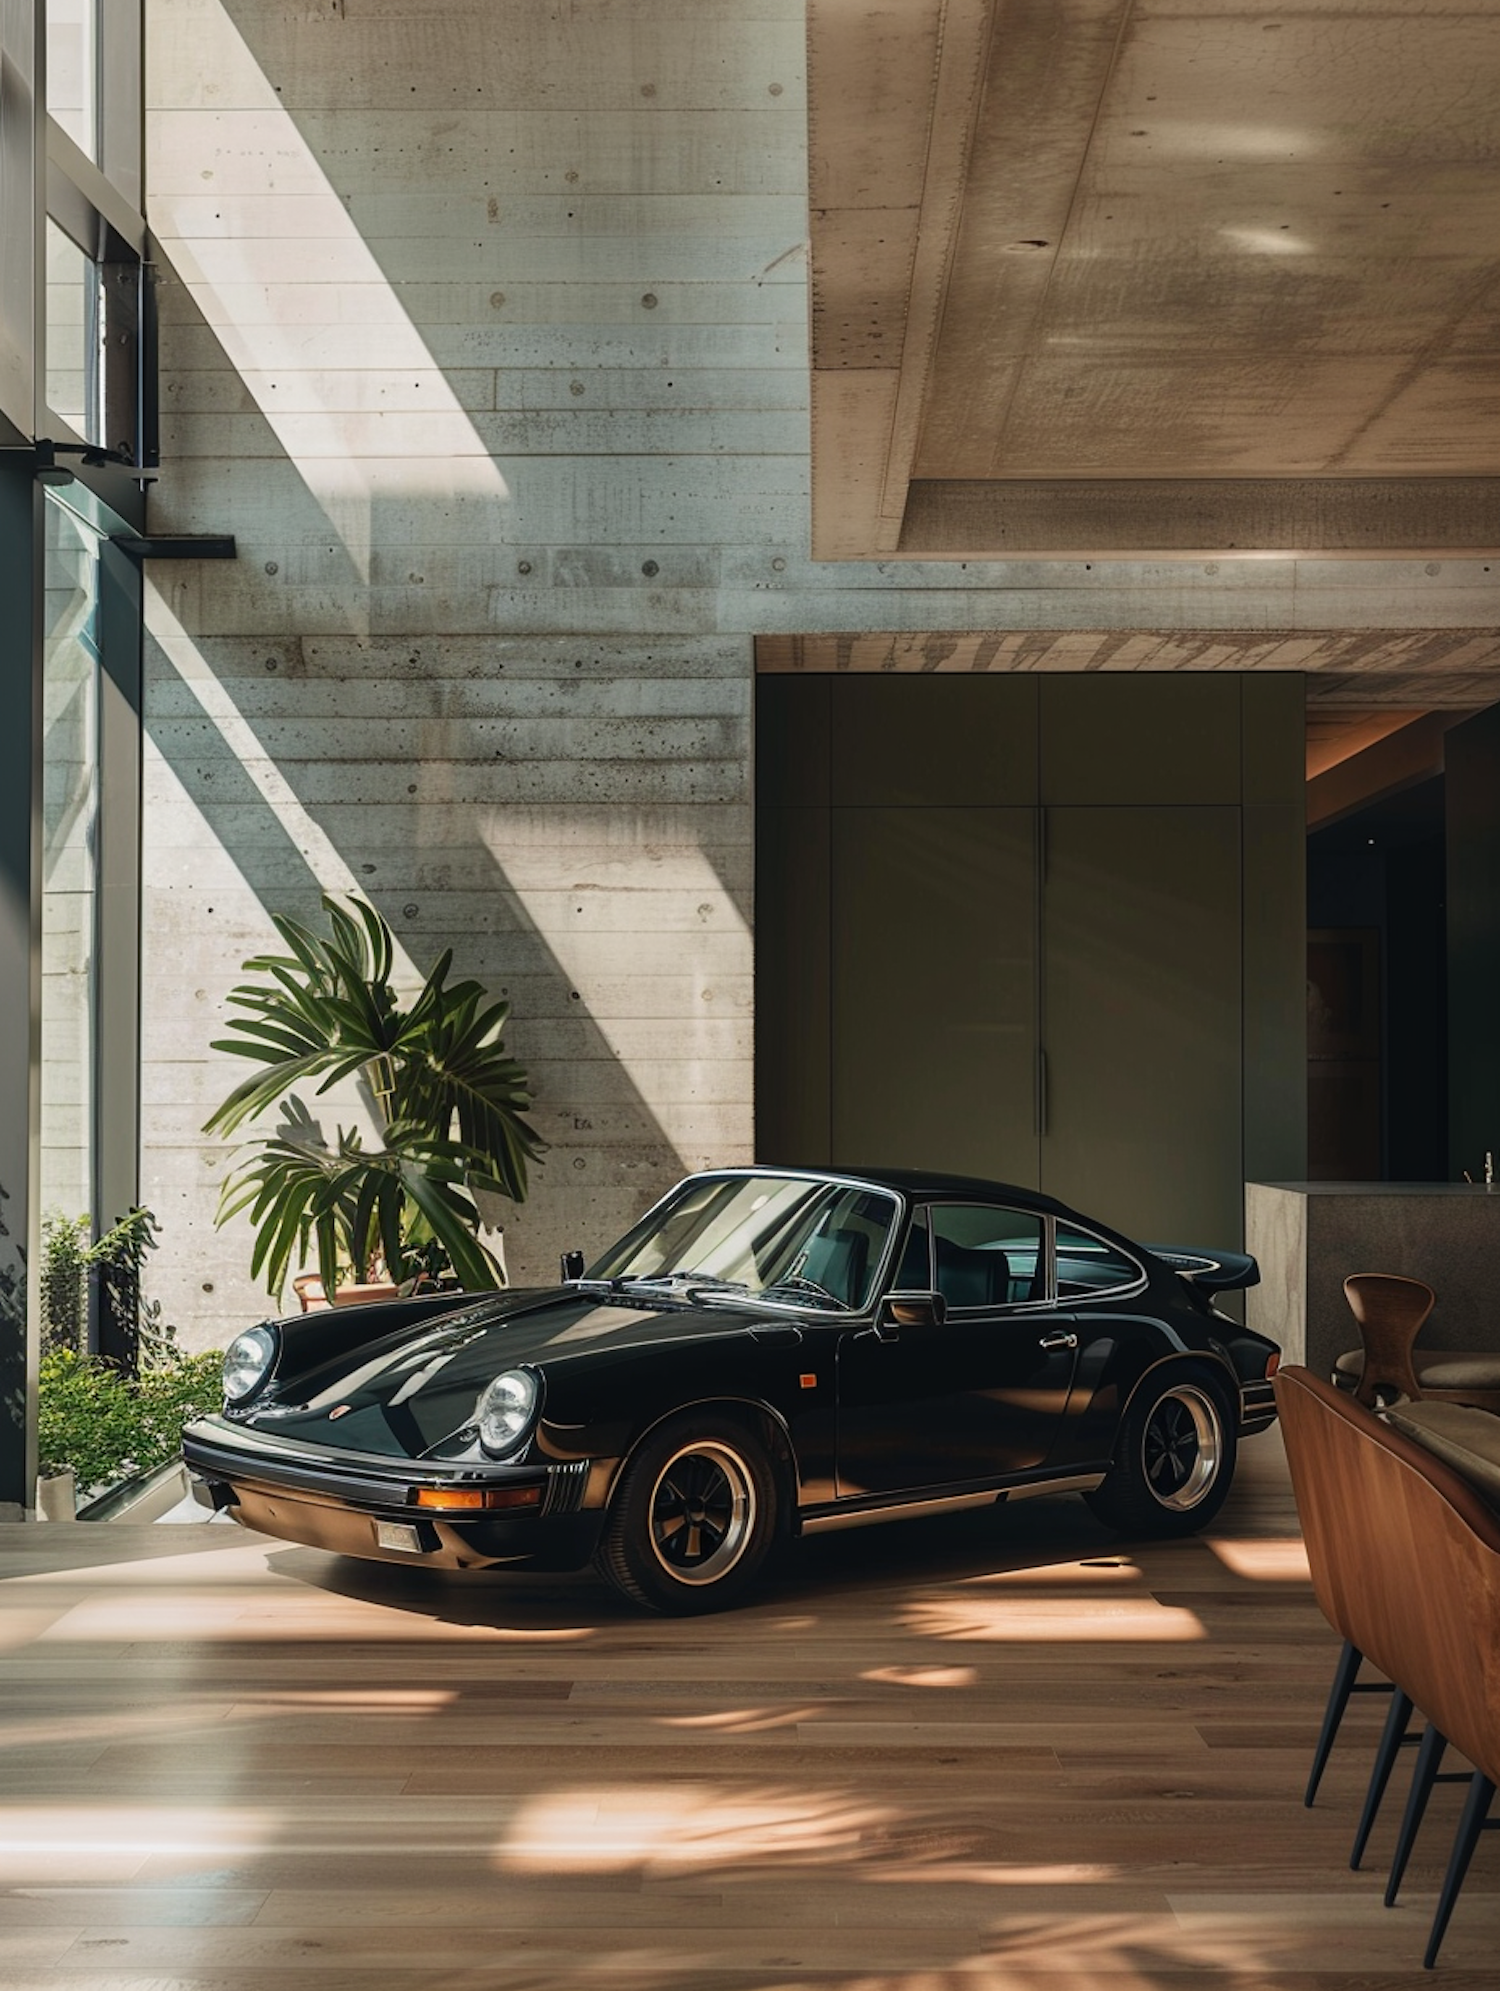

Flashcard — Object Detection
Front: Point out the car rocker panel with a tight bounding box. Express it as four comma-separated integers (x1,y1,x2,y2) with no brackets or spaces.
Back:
184,1166,1279,1610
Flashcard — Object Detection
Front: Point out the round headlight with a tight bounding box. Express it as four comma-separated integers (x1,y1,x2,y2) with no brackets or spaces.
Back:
476,1369,539,1457
223,1325,278,1405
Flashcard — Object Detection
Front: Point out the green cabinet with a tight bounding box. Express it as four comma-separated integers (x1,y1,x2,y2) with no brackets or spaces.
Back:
755,672,1304,1247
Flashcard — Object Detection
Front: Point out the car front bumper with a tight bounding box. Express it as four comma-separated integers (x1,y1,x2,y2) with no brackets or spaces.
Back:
182,1417,606,1572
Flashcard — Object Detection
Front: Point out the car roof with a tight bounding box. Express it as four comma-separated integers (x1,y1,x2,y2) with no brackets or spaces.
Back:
748,1163,1079,1219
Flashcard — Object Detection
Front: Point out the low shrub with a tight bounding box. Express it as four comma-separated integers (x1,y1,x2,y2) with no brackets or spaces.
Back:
38,1350,223,1497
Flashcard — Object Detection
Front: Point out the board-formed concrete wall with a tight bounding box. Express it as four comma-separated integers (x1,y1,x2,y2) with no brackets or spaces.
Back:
142,0,1500,1345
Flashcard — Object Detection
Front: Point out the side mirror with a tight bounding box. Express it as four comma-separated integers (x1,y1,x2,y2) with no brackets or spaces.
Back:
878,1290,947,1333
560,1249,587,1282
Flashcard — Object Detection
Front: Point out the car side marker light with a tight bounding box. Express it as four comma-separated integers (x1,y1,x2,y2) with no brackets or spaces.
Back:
413,1485,544,1512
799,1373,818,1389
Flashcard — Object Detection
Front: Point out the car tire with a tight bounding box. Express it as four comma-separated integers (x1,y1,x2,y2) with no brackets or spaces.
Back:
596,1414,781,1614
1085,1368,1237,1538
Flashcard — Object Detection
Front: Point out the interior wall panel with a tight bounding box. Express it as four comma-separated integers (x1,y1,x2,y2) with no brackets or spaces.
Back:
831,674,1037,808
1041,675,1242,806
1040,805,1243,1247
830,806,1037,1182
757,671,1305,1250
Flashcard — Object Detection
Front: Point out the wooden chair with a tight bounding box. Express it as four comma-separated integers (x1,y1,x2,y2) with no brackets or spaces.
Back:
1336,1272,1500,1413
1280,1335,1427,1869
1276,1366,1500,1967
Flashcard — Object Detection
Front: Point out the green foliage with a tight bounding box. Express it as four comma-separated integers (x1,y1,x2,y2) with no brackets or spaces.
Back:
0,1185,23,1449
41,1212,89,1357
37,1349,223,1492
41,1205,180,1366
204,895,543,1303
94,1206,181,1370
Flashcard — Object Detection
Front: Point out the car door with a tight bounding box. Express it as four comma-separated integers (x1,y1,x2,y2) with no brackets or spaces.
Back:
1041,1218,1157,1470
834,1203,1081,1498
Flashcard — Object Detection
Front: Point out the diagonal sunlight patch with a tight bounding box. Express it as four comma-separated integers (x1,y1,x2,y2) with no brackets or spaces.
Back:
901,1594,1207,1642
657,1707,820,1733
143,579,410,957
496,1784,899,1875
149,0,510,580
476,806,752,1170
1206,1536,1311,1583
862,1665,979,1689
870,1859,1122,1886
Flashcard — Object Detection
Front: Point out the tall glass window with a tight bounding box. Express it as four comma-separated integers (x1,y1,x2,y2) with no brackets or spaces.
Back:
46,0,98,160
40,497,102,1223
45,218,103,444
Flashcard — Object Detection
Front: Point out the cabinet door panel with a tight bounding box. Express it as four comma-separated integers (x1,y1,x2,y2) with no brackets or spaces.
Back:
831,807,1038,1183
1042,807,1242,1247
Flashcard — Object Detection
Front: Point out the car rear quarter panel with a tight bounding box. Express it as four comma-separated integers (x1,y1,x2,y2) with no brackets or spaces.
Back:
1052,1288,1243,1466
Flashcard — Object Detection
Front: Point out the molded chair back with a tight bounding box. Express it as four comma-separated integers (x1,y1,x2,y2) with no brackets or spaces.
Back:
1342,1272,1436,1406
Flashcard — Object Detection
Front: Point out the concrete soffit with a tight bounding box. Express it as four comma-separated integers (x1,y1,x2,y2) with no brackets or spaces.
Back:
808,0,1500,561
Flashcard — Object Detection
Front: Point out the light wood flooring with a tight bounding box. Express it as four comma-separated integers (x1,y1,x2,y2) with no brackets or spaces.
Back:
2,1431,1495,1989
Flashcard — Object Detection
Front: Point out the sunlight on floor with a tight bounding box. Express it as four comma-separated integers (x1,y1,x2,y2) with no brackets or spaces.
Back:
861,1664,979,1689
1206,1535,1311,1582
497,1784,899,1875
901,1594,1206,1642
0,1804,279,1883
657,1705,821,1732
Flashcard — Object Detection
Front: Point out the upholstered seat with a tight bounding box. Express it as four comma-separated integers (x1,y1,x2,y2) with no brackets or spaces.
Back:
934,1236,1010,1308
1335,1345,1500,1412
1276,1366,1500,1967
797,1229,869,1309
1383,1398,1500,1515
1335,1271,1500,1412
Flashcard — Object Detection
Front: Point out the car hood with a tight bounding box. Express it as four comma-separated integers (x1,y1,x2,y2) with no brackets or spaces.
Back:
238,1287,790,1459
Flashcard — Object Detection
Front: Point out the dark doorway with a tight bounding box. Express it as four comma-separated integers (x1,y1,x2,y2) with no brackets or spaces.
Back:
1306,778,1447,1181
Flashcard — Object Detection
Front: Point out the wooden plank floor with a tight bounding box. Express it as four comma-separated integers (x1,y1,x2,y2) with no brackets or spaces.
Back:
2,1430,1495,1989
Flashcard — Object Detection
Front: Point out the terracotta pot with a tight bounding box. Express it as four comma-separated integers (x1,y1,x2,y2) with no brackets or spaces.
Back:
331,1280,400,1307
292,1273,399,1311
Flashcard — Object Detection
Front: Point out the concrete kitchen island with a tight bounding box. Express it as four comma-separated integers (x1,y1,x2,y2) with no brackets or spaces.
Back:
1245,1182,1500,1381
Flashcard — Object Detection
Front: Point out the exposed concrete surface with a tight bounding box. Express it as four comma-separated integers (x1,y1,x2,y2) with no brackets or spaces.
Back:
141,1,1500,1346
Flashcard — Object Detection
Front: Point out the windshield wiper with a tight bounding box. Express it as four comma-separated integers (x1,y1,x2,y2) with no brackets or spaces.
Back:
614,1271,750,1296
760,1274,849,1309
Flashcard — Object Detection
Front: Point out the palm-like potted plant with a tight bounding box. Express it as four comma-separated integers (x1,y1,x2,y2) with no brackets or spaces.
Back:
203,895,542,1305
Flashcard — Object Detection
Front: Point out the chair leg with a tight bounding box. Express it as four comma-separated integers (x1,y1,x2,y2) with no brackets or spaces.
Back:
1423,1772,1496,1969
1351,1687,1415,1870
1386,1725,1447,1906
1307,1639,1364,1807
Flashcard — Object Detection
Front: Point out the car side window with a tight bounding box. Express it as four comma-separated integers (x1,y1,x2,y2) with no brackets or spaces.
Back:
891,1209,931,1290
931,1206,1044,1310
1055,1222,1141,1297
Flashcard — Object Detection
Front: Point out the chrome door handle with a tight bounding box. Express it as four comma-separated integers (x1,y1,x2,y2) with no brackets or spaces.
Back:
1039,1330,1077,1352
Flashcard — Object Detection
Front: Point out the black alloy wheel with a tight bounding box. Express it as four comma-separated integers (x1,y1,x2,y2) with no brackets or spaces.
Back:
647,1441,755,1582
1143,1386,1221,1509
597,1414,781,1613
1086,1370,1237,1538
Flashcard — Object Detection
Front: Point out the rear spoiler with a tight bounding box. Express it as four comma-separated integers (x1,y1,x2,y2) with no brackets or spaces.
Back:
1146,1245,1260,1293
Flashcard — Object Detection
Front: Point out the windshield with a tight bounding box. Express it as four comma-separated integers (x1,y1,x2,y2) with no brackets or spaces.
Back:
586,1173,900,1312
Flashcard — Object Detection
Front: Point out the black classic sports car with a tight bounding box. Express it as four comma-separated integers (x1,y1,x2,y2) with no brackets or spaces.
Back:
183,1166,1279,1612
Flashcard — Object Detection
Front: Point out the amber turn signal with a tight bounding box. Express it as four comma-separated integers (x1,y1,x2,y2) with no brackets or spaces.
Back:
413,1484,544,1512
1265,1352,1280,1378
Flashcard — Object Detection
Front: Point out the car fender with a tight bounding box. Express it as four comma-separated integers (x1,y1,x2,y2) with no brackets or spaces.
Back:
593,1392,803,1515
1110,1347,1243,1456
1058,1323,1240,1466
